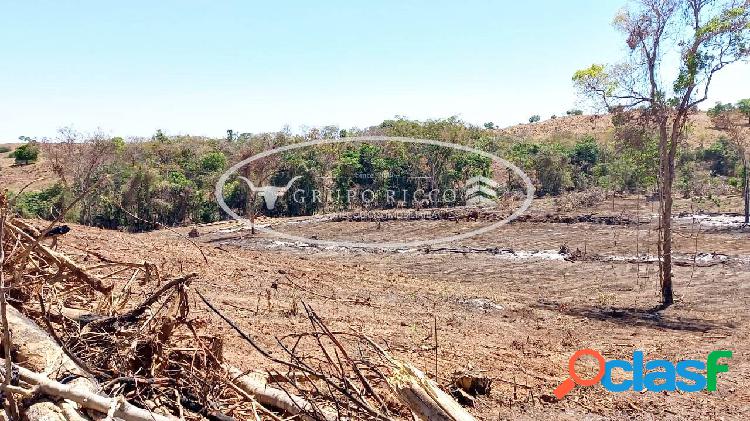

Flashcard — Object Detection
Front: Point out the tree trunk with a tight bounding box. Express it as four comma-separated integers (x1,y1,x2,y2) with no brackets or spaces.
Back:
658,119,674,307
744,154,749,224
386,361,476,421
660,182,674,307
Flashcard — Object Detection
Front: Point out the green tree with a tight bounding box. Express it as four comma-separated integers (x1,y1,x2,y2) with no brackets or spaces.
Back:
152,129,168,143
737,98,750,124
534,147,572,196
528,115,541,123
111,136,126,153
707,101,736,118
13,142,39,165
569,136,600,173
573,0,750,308
700,137,740,176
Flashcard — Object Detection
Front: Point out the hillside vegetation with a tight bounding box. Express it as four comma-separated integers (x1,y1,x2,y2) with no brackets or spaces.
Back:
1,110,747,232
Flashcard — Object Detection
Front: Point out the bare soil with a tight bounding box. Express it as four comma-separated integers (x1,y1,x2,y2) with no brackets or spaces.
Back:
39,194,750,420
497,112,727,147
0,143,56,192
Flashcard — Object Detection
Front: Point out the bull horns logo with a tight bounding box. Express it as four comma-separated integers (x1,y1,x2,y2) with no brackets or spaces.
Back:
238,176,302,210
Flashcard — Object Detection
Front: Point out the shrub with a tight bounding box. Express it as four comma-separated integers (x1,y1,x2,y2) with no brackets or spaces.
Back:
534,149,572,196
200,151,227,172
13,142,39,165
508,142,540,169
0,146,10,153
737,98,750,124
529,115,541,123
707,101,735,118
15,184,65,219
566,109,584,116
592,137,658,193
699,137,739,176
554,188,606,211
569,136,600,173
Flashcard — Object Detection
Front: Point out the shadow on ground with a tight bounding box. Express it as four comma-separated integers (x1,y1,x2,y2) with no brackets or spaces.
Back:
534,300,737,333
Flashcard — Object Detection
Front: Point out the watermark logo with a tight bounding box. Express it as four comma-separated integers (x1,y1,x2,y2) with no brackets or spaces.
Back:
465,175,499,207
238,175,301,210
554,349,733,399
215,136,535,248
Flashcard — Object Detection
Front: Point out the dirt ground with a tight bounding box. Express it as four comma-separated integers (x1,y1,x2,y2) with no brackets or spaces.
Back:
496,112,725,147
0,143,55,191
43,194,750,420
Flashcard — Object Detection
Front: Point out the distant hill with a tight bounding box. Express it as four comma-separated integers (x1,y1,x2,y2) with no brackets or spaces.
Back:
0,143,55,192
496,112,725,147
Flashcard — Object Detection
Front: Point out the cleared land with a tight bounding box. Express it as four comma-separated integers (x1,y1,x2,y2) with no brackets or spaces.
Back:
38,194,750,420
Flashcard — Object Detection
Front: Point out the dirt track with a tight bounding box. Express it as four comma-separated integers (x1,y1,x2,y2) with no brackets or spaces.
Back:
49,195,750,420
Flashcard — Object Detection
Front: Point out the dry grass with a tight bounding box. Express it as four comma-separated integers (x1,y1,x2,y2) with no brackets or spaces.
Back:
496,112,726,146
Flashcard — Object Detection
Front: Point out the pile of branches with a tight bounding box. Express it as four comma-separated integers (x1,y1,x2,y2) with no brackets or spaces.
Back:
0,191,478,421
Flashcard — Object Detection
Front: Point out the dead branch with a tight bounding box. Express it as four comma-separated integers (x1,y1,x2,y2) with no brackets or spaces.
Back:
4,221,113,294
86,272,197,328
0,199,20,420
225,365,336,421
4,360,178,421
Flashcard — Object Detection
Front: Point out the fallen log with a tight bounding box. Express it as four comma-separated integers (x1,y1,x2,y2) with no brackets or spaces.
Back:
361,337,476,421
386,361,476,421
225,365,336,421
5,305,92,380
5,362,178,421
5,306,100,421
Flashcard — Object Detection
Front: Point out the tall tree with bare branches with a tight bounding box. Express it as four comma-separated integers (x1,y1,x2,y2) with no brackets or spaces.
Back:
573,0,750,307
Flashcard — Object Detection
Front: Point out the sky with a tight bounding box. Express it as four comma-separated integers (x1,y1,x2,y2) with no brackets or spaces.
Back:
1,0,748,141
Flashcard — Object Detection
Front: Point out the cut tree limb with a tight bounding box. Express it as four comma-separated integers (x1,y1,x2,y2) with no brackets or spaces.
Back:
5,305,99,421
225,365,336,421
4,361,177,421
4,221,113,294
85,273,197,329
5,305,91,380
386,362,476,421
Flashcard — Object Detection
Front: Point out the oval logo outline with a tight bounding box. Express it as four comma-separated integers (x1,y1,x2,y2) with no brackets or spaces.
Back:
214,136,535,249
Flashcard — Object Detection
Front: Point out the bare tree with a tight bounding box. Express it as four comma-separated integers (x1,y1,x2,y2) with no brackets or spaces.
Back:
236,133,285,232
574,0,750,307
42,128,118,223
711,110,750,222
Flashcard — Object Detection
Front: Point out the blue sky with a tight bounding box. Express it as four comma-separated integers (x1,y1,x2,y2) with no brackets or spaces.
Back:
1,0,748,141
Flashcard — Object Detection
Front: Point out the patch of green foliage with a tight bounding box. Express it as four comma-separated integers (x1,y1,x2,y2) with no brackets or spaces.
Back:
698,137,740,176
13,142,39,165
13,115,744,231
707,101,736,117
15,184,65,219
737,98,750,123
